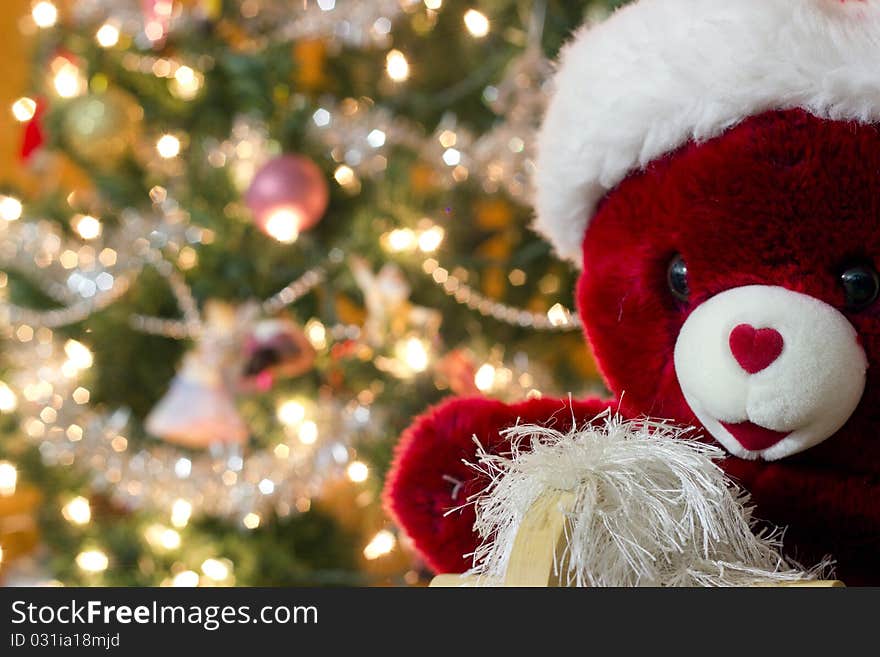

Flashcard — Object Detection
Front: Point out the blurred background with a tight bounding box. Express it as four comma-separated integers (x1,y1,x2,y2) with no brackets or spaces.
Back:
0,0,621,587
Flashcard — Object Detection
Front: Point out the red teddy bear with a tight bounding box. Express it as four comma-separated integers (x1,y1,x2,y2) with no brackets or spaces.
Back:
384,0,880,585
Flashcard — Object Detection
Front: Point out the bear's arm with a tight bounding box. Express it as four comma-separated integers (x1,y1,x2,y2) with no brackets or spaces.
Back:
382,395,616,575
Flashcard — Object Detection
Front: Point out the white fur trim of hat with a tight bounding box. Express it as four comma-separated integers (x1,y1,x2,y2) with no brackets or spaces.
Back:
534,0,880,268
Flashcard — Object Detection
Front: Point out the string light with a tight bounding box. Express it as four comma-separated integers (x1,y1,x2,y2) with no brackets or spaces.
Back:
399,336,430,373
171,66,202,100
178,246,198,270
156,134,182,159
95,23,120,48
160,528,181,550
0,383,17,413
16,326,34,343
333,164,359,191
72,214,102,240
144,0,173,43
11,97,36,122
383,228,417,252
31,1,58,29
263,208,301,244
201,558,231,582
442,148,461,166
173,65,196,87
0,462,17,496
171,499,192,528
366,129,386,148
145,22,165,42
64,339,94,370
0,195,23,221
417,225,445,253
304,320,327,350
242,512,261,529
474,363,496,392
298,420,318,445
312,108,331,127
174,457,192,478
547,303,572,327
76,549,108,573
152,58,173,78
385,49,410,82
51,57,85,98
509,269,527,286
346,461,369,483
406,340,430,370
363,529,396,560
172,570,199,587
277,400,306,426
145,524,181,550
464,9,490,38
438,130,457,148
302,47,550,202
62,496,91,525
424,0,442,9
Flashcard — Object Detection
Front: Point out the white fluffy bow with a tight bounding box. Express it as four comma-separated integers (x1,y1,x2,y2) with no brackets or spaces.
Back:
465,411,830,587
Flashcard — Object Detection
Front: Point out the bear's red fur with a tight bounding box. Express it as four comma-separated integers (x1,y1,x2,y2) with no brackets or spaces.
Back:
384,110,880,584
385,396,614,574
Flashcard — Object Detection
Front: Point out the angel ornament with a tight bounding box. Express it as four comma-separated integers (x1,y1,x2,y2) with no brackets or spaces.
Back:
135,261,321,448
145,301,254,448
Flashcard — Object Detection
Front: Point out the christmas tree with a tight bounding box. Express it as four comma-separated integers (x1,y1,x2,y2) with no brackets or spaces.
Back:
0,0,620,587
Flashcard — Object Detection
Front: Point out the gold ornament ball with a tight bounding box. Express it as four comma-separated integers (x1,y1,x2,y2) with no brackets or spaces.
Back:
62,90,143,167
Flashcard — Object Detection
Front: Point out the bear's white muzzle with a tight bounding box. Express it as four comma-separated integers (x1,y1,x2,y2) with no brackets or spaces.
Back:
673,285,868,461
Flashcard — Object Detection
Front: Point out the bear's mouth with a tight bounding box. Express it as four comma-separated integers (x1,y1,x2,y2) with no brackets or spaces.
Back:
720,421,791,452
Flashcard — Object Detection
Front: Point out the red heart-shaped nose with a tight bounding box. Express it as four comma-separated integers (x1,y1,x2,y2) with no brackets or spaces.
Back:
729,324,784,374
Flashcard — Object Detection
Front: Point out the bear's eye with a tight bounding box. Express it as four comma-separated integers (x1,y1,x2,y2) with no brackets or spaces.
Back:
667,254,689,303
841,264,880,311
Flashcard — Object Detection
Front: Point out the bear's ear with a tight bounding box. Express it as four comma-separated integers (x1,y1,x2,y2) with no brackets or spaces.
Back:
383,395,616,574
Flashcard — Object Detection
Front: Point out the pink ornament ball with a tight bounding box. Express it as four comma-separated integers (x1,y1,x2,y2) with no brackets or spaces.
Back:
244,154,329,242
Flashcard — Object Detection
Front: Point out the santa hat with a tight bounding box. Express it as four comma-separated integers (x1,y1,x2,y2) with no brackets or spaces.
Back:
535,0,880,268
